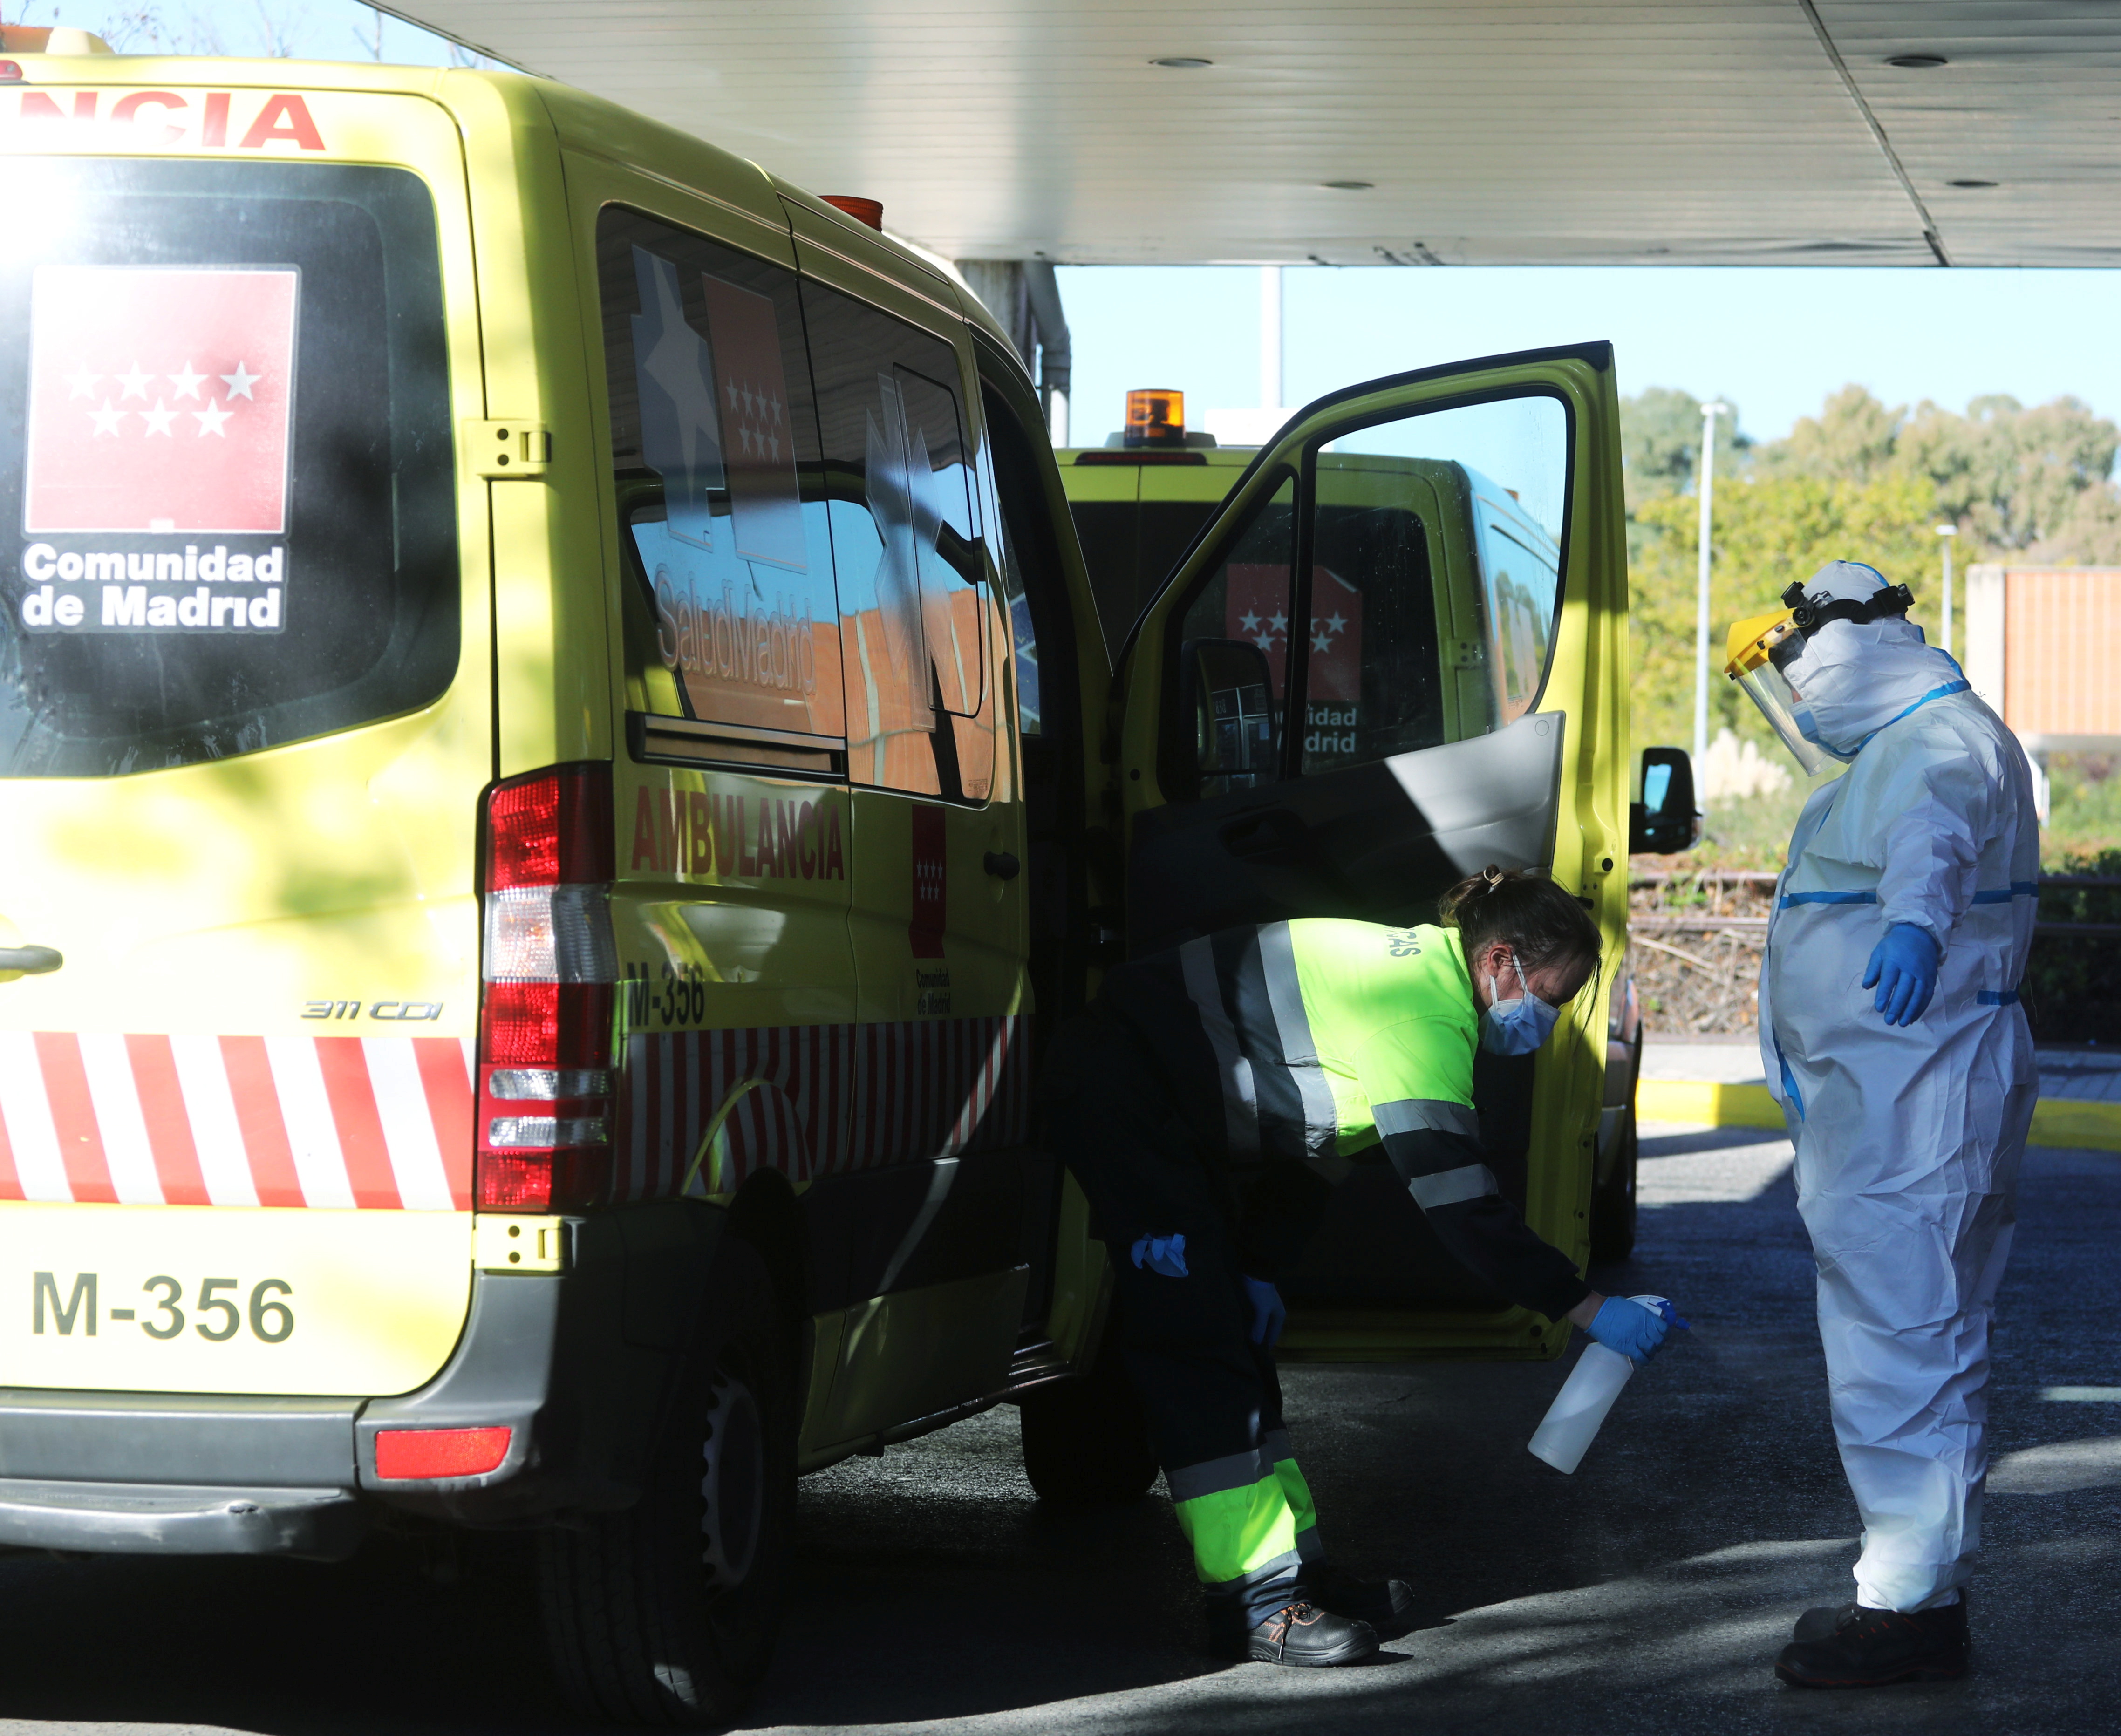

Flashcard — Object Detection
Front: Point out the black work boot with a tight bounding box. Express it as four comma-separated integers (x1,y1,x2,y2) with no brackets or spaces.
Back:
1791,1602,1857,1644
1209,1600,1378,1666
1305,1561,1419,1638
1794,1588,1969,1645
1775,1599,1969,1688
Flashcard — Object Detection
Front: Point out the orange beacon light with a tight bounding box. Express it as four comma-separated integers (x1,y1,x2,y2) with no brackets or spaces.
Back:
1124,388,1186,449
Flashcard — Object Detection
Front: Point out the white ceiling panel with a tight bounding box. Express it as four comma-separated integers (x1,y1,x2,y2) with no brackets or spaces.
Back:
381,0,2121,267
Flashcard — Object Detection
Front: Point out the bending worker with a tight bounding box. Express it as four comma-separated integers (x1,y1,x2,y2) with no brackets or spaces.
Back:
1041,868,1682,1667
1727,560,2039,1688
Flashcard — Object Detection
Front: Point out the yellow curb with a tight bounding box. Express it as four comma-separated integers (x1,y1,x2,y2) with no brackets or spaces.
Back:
2028,1099,2121,1152
1637,1079,2121,1151
1636,1080,1783,1129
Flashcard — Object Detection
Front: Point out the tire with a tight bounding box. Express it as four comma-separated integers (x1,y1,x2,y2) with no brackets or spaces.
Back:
539,1237,796,1728
1589,1099,1639,1265
1018,1312,1159,1506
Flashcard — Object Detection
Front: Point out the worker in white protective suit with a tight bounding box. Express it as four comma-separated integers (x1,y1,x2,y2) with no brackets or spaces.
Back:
1725,559,2038,1690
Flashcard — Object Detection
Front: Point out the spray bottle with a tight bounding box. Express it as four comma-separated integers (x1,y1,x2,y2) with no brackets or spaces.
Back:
1528,1294,1671,1475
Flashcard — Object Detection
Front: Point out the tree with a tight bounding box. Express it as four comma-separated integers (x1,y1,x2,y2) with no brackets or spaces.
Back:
1757,385,1903,485
1620,387,1750,514
1745,384,2121,558
2040,486,2121,565
1899,393,2118,552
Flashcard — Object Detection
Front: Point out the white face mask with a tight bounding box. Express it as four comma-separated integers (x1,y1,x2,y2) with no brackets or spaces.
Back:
1481,949,1562,1055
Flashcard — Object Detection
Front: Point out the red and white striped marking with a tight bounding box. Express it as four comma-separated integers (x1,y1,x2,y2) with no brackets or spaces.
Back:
619,1015,1033,1201
0,1017,1033,1211
0,1033,475,1210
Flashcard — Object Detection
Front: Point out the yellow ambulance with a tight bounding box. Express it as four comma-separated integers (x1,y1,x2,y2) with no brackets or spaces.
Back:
0,28,1687,1724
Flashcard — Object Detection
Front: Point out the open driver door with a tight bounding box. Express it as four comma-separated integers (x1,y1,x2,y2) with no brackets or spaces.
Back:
1108,343,1631,1362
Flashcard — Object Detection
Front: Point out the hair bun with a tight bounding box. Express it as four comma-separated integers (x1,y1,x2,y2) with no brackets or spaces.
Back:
1436,863,1603,983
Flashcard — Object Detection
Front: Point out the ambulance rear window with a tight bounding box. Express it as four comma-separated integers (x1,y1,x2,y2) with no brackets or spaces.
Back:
1068,498,1217,658
0,159,457,776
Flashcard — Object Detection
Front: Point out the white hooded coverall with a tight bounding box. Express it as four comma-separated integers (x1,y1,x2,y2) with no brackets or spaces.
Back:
1758,593,2039,1614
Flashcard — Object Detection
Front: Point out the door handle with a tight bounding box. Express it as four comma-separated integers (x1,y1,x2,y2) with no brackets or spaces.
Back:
982,851,1021,880
1220,810,1308,861
0,946,62,975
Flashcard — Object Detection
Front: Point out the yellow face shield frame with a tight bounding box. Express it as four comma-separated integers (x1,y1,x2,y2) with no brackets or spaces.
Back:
1723,607,1835,776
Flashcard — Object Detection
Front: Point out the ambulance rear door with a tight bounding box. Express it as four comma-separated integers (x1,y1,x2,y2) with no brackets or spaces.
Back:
1112,344,1630,1359
0,78,493,1398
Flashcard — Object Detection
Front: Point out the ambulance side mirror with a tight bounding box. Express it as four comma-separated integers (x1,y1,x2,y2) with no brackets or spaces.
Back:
1630,746,1700,854
1178,637,1280,799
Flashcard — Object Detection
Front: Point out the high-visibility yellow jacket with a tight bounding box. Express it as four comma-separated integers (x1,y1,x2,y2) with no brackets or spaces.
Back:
1098,918,1591,1320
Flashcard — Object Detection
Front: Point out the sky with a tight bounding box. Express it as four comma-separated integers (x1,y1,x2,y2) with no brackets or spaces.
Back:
1057,264,2121,453
15,0,2118,455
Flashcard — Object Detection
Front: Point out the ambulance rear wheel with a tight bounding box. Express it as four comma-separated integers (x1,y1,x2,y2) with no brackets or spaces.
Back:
1018,1316,1158,1506
539,1239,796,1727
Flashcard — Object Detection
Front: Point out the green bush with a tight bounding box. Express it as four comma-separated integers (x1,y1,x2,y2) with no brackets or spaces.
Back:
2046,754,2121,868
2025,846,2121,1046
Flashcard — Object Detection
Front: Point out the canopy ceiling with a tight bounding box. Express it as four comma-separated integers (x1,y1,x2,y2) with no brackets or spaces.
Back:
384,1,2121,267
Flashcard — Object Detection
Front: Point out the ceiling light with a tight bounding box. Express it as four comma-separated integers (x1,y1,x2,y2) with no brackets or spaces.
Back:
1948,178,1998,189
1322,180,1375,191
1885,54,1949,68
1150,56,1212,68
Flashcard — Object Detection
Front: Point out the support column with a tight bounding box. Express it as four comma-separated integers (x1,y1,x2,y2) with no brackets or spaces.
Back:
955,260,1071,445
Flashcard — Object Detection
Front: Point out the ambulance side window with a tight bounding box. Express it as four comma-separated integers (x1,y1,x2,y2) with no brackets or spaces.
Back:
800,280,995,801
595,207,846,749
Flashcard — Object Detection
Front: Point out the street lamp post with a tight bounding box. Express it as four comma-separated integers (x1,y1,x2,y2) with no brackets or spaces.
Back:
1692,401,1731,768
1936,523,1957,658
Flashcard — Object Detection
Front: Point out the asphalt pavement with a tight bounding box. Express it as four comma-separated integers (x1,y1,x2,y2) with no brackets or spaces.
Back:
0,1126,2116,1735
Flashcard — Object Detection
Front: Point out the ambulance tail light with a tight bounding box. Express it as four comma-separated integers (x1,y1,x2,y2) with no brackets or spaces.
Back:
477,764,617,1212
374,1425,513,1480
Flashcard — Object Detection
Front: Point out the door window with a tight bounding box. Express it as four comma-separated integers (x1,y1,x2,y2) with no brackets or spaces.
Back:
973,428,1039,736
596,207,844,747
802,281,993,801
1164,394,1568,797
0,159,456,777
1172,475,1296,793
1307,394,1569,772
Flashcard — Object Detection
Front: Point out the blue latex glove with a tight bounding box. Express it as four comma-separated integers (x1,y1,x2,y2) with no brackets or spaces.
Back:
1241,1276,1287,1348
1863,922,1940,1027
1131,1233,1188,1278
1587,1295,1678,1366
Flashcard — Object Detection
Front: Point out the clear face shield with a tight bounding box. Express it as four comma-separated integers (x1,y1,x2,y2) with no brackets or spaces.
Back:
1725,609,1836,777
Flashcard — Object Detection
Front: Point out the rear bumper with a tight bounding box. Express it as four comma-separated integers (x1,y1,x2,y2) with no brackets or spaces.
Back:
0,1479,362,1560
0,1201,720,1558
